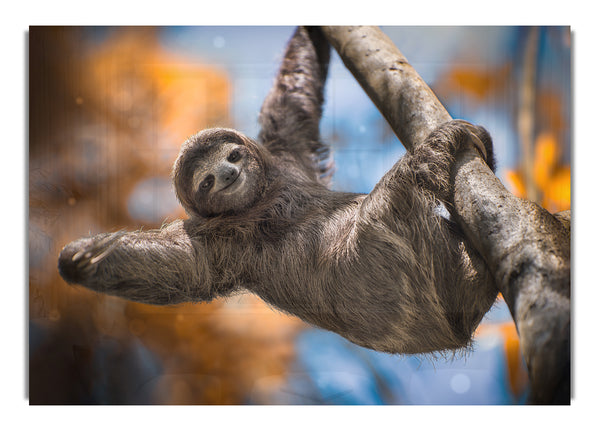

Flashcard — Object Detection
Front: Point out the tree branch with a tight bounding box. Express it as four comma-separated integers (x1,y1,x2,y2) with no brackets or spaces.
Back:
452,149,570,404
322,25,571,404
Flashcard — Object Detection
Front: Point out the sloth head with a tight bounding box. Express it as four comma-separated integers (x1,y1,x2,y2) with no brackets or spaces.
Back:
173,128,272,218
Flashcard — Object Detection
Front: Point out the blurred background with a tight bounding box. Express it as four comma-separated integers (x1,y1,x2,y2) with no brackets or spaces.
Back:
28,26,570,405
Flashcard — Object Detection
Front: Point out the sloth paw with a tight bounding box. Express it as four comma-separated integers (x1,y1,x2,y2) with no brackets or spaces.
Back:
451,120,495,172
58,231,125,284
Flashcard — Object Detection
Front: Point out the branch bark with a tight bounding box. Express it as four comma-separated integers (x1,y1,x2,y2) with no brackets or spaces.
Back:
322,25,571,404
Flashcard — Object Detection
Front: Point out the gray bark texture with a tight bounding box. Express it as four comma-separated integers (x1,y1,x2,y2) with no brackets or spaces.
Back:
321,25,571,404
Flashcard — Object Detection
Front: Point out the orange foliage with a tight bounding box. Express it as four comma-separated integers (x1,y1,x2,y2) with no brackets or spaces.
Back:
543,167,571,212
436,63,511,103
85,30,230,142
123,297,302,404
505,132,571,213
533,132,558,188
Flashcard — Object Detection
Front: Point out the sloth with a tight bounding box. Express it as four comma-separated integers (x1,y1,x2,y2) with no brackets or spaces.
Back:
58,27,498,355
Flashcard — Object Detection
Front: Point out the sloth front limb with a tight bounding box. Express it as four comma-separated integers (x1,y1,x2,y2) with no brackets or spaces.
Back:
58,220,217,305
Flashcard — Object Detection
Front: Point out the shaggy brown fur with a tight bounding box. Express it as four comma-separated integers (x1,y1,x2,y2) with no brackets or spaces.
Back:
58,27,498,355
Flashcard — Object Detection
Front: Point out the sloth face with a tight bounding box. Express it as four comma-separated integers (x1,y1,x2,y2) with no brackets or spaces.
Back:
173,128,268,217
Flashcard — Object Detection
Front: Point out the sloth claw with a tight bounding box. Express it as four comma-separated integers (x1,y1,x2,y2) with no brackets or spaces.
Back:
59,230,125,284
89,232,125,264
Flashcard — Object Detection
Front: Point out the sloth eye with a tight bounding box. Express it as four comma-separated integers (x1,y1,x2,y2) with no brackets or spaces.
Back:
227,149,241,163
200,175,214,191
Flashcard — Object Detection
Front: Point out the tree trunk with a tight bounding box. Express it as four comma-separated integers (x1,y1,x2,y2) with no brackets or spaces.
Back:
321,25,571,404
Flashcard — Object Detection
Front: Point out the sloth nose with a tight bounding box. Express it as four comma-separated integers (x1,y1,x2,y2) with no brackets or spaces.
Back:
223,166,238,182
218,164,240,187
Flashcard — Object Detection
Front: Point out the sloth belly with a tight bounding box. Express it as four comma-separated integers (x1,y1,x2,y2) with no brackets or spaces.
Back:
250,242,461,355
242,201,471,354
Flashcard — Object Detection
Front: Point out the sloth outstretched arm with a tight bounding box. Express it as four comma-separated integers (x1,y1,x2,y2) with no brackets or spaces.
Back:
58,220,223,304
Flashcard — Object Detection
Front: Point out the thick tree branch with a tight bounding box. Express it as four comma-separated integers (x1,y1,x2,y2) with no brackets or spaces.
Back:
452,149,570,404
322,25,571,404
